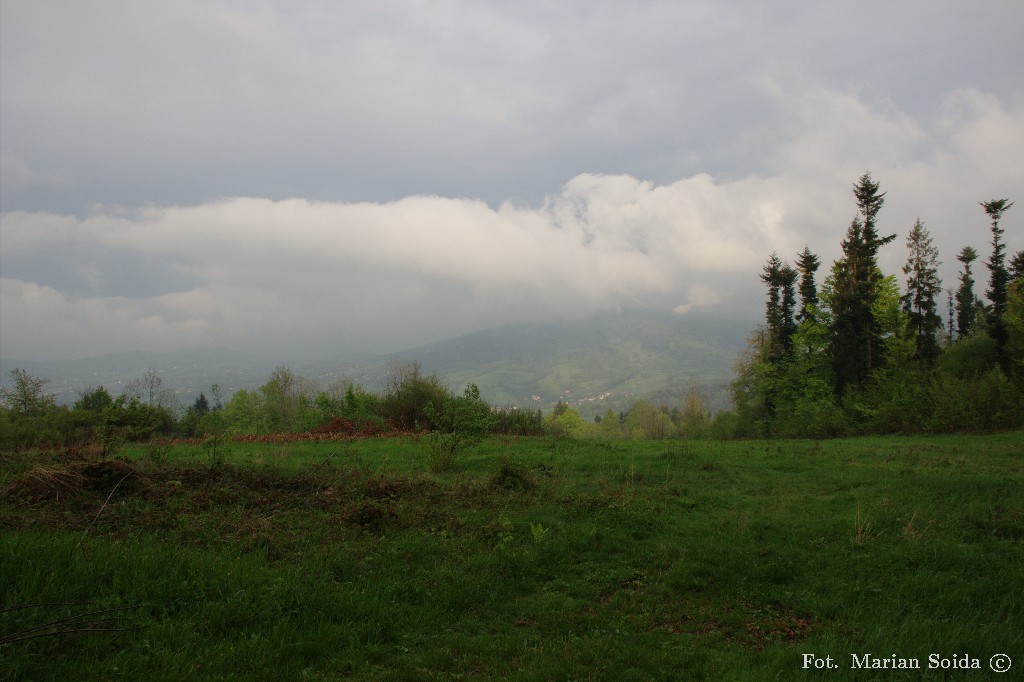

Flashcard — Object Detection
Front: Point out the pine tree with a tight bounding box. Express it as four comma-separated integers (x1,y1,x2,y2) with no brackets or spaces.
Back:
795,246,820,322
1010,250,1024,283
955,246,979,339
828,173,896,396
901,218,943,366
760,253,784,353
779,264,799,354
982,198,1014,356
946,289,955,345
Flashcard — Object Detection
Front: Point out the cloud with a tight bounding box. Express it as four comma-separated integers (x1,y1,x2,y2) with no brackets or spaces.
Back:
1,169,808,359
2,0,1023,362
3,77,1023,361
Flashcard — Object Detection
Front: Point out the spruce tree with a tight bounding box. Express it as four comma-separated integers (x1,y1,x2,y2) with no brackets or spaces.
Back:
828,173,896,396
760,253,784,353
1010,250,1024,283
955,246,979,339
982,198,1014,355
901,218,943,365
779,264,799,354
795,246,820,321
946,289,955,344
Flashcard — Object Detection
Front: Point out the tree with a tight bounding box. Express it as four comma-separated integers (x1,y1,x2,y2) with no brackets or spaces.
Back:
599,407,620,439
955,246,980,339
192,392,211,417
0,369,56,418
982,198,1014,357
779,264,799,355
74,385,114,414
759,253,799,358
260,365,317,432
795,246,821,322
827,173,896,396
760,253,784,350
679,387,711,438
624,400,673,439
901,218,943,366
1011,250,1024,282
946,289,955,345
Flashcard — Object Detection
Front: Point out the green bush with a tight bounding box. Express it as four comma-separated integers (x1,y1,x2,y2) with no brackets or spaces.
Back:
928,367,1023,432
423,384,495,472
544,402,585,440
491,406,544,435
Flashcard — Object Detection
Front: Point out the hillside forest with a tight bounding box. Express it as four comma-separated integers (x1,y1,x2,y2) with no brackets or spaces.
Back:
1,173,1021,451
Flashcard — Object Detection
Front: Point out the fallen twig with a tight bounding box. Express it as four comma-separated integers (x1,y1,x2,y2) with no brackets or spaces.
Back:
76,470,133,551
0,604,142,645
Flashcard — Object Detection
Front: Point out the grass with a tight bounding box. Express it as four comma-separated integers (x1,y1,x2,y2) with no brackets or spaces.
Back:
2,432,1022,680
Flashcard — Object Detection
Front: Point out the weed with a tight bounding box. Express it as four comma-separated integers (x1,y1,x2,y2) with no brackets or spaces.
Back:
202,434,229,469
852,503,881,545
424,432,459,473
144,437,173,466
489,455,537,492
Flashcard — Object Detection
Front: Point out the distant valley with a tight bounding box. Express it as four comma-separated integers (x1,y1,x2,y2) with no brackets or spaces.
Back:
1,309,750,418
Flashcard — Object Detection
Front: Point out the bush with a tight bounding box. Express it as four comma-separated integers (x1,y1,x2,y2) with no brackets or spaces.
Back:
423,384,495,472
544,402,585,440
380,361,452,431
928,367,1023,432
491,406,544,436
489,454,538,492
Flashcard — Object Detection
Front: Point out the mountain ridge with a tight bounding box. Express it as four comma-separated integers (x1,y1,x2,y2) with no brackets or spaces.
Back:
2,309,749,416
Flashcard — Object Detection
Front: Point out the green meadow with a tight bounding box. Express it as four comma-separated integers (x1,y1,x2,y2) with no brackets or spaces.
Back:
3,433,1022,680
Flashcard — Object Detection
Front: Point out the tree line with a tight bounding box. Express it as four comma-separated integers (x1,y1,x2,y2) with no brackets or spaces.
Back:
0,360,551,453
0,356,721,452
725,173,1023,437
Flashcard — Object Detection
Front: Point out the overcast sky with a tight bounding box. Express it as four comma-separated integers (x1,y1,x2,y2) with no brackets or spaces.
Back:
2,0,1023,362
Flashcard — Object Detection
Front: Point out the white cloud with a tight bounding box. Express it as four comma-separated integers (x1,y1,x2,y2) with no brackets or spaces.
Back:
1,170,810,359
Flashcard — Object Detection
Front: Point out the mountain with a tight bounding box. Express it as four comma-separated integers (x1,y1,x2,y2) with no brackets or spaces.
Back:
2,310,750,416
309,309,748,418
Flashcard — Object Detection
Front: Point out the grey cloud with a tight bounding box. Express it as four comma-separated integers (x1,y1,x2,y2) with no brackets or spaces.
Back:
1,1,1022,362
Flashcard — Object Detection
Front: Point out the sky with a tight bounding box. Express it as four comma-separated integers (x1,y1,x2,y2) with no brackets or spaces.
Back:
2,0,1023,362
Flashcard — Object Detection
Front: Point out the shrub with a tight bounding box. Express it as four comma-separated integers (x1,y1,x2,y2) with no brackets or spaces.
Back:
380,360,452,431
928,367,1023,432
544,402,585,440
491,406,544,436
489,455,538,492
423,384,495,472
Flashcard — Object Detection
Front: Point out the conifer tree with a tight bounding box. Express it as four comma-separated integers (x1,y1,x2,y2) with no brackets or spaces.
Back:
828,173,896,396
760,253,784,352
982,198,1014,356
795,246,820,322
1010,250,1024,283
955,246,979,339
946,289,955,345
901,218,943,366
779,264,799,354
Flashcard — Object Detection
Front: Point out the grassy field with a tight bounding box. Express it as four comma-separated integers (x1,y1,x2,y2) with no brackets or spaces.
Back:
2,433,1022,680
